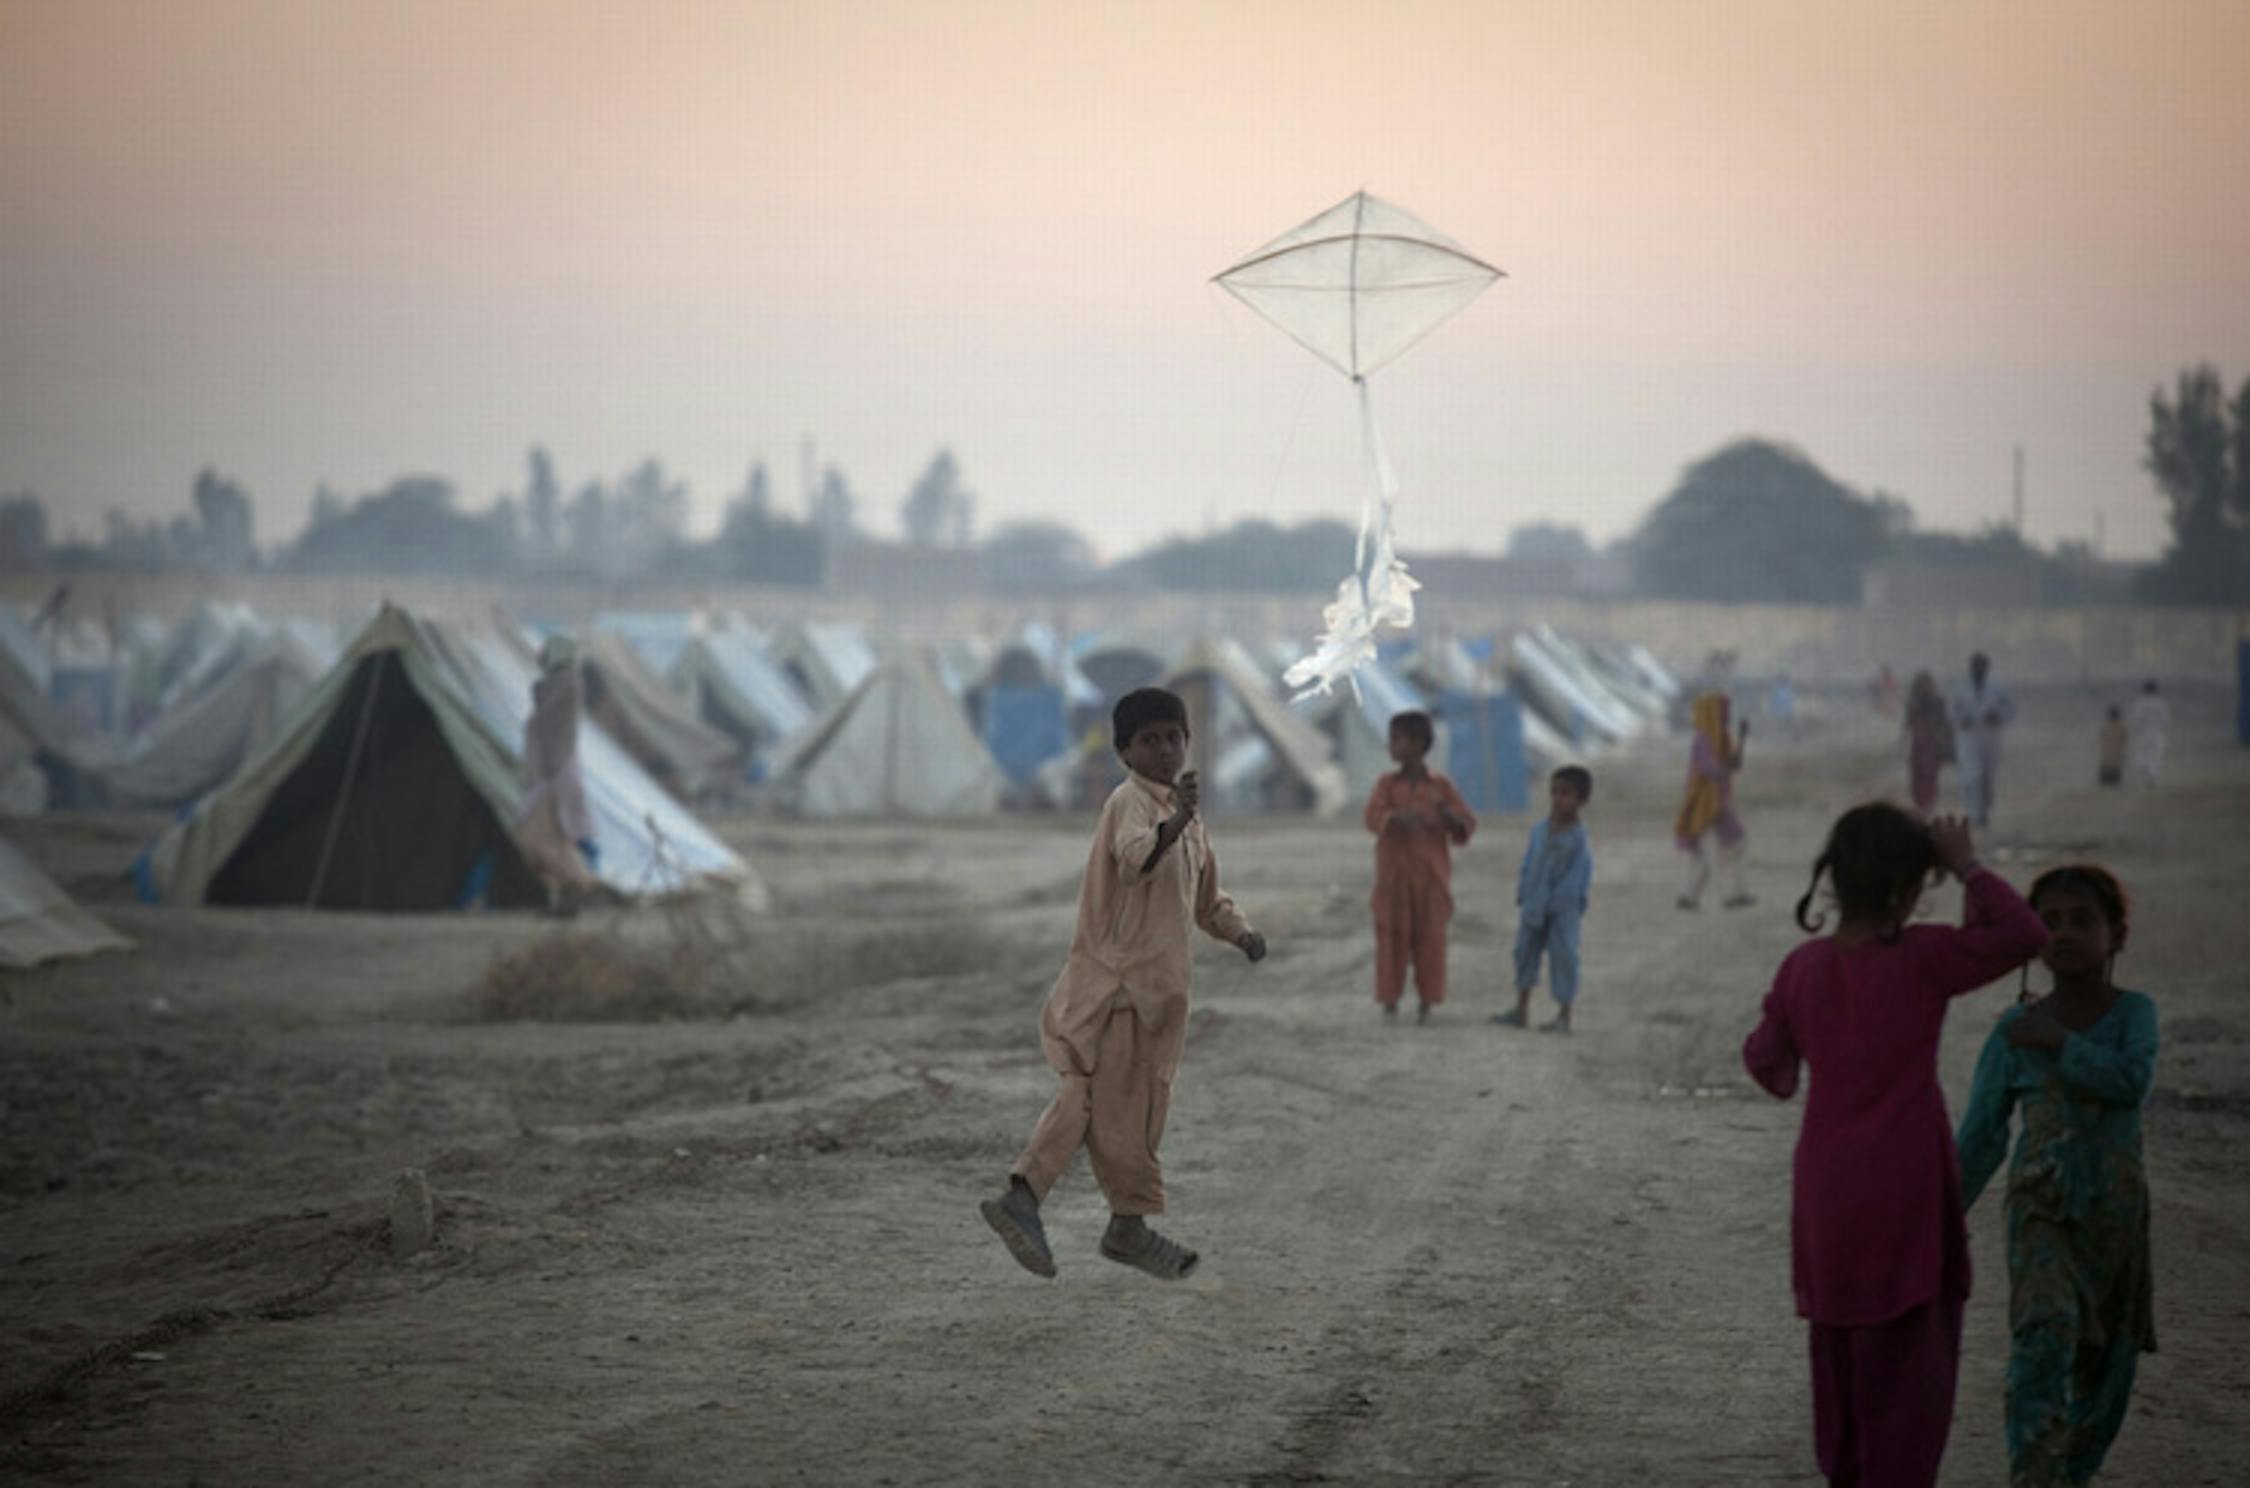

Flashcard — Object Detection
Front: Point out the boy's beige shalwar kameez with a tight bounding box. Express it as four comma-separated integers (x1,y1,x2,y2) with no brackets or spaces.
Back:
1013,773,1249,1216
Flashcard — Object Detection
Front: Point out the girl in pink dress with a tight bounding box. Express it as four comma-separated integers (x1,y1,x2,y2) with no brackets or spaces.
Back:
1744,804,2048,1486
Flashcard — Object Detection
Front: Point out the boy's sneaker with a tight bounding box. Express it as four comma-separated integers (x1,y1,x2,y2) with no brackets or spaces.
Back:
1100,1219,1199,1281
980,1181,1056,1278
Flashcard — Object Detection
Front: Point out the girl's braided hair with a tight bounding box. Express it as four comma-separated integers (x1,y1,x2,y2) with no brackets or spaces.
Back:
1796,802,1939,935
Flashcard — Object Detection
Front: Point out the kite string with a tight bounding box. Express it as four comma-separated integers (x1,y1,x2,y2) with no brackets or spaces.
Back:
1259,359,1322,517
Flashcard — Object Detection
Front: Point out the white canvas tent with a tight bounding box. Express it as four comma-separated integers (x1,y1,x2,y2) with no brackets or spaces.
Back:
771,621,877,712
141,606,765,910
768,653,1002,817
102,634,324,809
669,625,813,762
0,832,131,969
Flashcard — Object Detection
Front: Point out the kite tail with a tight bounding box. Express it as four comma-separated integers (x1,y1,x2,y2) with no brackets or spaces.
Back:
1283,381,1422,702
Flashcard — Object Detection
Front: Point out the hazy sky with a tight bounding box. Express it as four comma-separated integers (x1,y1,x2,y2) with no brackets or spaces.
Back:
4,0,2246,562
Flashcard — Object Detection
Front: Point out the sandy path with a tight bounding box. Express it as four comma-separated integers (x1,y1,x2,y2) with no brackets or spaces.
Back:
2,686,2245,1484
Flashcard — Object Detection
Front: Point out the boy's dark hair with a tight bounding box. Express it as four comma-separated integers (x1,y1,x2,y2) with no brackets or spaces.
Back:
1388,710,1434,753
1552,764,1593,801
1795,802,1938,934
1113,687,1189,752
2027,863,2131,949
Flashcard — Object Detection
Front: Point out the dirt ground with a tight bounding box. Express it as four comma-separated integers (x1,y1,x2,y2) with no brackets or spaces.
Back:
3,686,2246,1485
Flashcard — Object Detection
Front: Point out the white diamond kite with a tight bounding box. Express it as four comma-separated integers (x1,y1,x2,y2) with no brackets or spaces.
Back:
1214,191,1502,698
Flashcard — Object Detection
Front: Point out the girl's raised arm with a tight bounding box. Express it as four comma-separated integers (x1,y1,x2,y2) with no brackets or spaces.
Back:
1915,867,2049,997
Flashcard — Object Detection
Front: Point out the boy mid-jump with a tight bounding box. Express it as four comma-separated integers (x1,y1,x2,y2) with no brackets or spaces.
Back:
981,687,1267,1281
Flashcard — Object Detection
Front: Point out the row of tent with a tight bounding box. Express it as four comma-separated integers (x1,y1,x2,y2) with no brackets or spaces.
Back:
1,597,1683,919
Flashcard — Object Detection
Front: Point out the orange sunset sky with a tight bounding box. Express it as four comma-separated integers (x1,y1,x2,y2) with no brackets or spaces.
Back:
3,0,2246,561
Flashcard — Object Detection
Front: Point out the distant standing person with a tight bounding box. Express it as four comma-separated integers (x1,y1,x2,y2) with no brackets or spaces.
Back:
1363,710,1476,1024
1903,670,1955,815
1676,692,1752,910
1950,652,2015,827
2097,706,2128,788
519,635,600,915
2126,680,2170,787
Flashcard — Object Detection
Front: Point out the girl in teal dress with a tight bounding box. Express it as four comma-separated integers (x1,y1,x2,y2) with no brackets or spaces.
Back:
1957,864,2157,1486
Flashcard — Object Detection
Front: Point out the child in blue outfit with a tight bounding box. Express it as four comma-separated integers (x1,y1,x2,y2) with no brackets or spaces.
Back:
1494,765,1593,1034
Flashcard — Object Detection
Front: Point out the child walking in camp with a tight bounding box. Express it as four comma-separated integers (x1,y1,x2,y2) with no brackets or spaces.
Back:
1364,710,1475,1024
2097,706,2128,787
1957,865,2157,1487
981,688,1267,1282
1677,691,1753,909
1493,765,1593,1034
1743,806,2048,1487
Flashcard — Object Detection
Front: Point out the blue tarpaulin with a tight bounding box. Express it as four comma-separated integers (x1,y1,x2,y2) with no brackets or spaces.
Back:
1436,689,1528,813
984,684,1072,785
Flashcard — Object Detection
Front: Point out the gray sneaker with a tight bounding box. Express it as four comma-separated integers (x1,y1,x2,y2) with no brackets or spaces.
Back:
979,1183,1056,1279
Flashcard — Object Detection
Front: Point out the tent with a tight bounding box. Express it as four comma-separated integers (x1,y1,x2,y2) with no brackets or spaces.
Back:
768,653,1003,816
0,832,131,969
574,630,743,801
771,621,877,712
1433,688,1530,813
979,634,1086,787
1074,637,1167,704
669,626,814,767
591,611,699,677
1163,642,1348,814
0,637,108,808
101,634,323,808
140,606,764,910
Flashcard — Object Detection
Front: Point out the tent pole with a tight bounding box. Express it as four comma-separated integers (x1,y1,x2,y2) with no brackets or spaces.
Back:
306,651,387,910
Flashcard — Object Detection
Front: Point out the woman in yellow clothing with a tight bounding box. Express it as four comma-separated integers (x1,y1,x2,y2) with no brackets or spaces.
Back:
1676,692,1752,910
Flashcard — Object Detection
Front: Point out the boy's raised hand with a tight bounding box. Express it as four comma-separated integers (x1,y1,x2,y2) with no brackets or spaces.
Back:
1236,930,1267,963
1927,814,1978,878
1174,769,1200,819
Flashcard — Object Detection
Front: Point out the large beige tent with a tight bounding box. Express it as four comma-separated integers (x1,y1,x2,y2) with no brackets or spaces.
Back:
768,653,1002,817
101,635,323,809
142,606,765,910
0,833,131,969
575,630,743,801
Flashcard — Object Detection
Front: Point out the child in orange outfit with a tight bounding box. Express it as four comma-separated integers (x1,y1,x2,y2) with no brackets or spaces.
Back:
1364,710,1476,1024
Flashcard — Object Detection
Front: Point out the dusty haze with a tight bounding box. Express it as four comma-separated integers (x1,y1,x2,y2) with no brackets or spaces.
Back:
4,0,2247,559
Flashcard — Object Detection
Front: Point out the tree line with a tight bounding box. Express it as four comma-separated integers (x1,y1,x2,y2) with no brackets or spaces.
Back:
3,364,2243,603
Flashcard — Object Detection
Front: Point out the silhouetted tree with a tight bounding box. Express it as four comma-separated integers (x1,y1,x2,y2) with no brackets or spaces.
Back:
0,494,49,569
524,446,561,562
286,476,515,575
2139,363,2250,603
188,468,255,571
900,449,974,548
1630,440,1898,602
812,465,857,548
